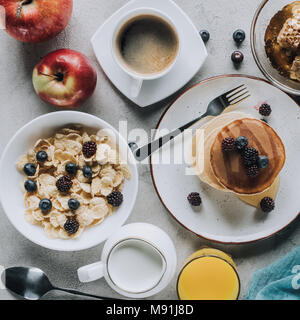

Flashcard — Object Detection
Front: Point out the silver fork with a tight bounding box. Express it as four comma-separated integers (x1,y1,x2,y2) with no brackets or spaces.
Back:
131,84,250,161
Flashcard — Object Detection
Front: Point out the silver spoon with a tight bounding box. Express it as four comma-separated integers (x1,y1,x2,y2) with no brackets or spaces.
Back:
3,267,120,300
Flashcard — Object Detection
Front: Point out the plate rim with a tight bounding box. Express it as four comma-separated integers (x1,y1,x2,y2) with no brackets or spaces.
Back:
150,73,300,245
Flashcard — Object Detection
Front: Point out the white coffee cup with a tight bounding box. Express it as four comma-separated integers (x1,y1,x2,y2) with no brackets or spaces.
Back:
111,7,181,98
77,223,177,299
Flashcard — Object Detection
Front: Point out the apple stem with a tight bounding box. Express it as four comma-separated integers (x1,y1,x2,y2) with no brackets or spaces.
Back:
16,0,31,18
39,72,64,82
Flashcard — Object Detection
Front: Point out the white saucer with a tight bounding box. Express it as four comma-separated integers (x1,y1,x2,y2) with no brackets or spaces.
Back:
91,0,207,107
150,75,300,244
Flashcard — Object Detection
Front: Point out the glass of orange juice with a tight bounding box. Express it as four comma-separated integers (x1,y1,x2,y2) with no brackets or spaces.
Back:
177,247,240,300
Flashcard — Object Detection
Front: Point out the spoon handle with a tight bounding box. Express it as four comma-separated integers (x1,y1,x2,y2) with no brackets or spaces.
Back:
53,287,122,300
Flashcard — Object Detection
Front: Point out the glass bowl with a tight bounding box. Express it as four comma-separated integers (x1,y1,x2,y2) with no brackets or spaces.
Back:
251,0,300,95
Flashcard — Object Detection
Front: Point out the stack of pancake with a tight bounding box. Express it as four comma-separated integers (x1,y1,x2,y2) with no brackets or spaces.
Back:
191,112,286,207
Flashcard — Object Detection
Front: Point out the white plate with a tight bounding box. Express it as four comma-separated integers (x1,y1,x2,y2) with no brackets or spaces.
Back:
150,75,300,244
91,0,207,107
0,111,138,252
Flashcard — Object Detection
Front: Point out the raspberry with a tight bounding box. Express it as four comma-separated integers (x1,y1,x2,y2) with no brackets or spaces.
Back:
64,218,80,235
242,147,259,167
260,197,275,213
222,137,235,152
259,104,272,116
246,164,260,177
187,192,202,206
56,176,73,193
82,141,97,158
107,191,123,207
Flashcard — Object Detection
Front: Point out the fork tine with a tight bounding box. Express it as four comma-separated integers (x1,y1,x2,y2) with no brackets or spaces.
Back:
227,87,248,100
230,93,251,106
224,84,245,97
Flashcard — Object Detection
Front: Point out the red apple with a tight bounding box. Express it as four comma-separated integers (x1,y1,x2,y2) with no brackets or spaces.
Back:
32,49,97,108
0,0,73,43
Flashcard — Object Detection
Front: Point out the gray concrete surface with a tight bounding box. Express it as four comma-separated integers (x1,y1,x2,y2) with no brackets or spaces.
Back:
0,0,299,300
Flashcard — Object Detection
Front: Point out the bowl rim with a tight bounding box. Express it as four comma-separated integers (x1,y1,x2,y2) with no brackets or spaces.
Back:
0,111,139,252
250,0,300,96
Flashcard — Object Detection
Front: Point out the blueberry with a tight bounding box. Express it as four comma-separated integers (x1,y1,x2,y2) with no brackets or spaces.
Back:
200,30,210,43
23,163,36,176
24,180,37,193
65,162,78,175
68,199,80,211
231,51,244,63
235,136,248,151
36,151,48,162
257,155,269,169
233,29,246,44
82,165,93,178
39,199,52,213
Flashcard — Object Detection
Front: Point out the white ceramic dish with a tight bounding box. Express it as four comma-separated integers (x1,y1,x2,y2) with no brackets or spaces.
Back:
151,75,300,244
91,0,207,107
0,111,138,252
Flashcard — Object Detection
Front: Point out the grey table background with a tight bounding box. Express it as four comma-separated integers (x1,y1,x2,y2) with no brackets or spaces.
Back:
0,0,299,300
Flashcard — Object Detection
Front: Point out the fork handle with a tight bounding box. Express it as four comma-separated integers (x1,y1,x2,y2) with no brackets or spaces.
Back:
133,112,208,161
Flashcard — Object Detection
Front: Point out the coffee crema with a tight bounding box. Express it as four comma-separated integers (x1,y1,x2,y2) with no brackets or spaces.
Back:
115,14,179,75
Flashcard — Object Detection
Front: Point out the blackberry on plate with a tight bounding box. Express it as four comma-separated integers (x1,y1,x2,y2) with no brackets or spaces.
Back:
82,141,97,158
64,218,80,235
187,192,202,206
107,191,123,207
82,165,93,179
24,180,37,193
23,163,36,176
246,164,260,178
257,155,269,169
68,199,80,211
242,147,259,167
65,162,78,175
259,103,272,117
39,198,52,213
233,29,246,43
56,176,73,193
36,151,48,163
235,136,248,151
260,197,275,213
200,30,210,42
222,137,235,152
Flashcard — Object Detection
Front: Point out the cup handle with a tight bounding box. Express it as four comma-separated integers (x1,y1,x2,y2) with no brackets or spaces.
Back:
77,261,105,283
130,77,143,98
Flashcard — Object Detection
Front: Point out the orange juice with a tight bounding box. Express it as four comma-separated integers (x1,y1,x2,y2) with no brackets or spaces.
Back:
177,248,240,300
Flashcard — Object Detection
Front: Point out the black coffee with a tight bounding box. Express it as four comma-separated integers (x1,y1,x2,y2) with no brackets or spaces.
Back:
115,15,179,75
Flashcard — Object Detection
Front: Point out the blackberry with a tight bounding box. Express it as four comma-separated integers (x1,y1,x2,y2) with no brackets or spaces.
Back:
56,176,73,193
36,151,48,163
23,163,36,176
64,218,80,235
235,136,248,152
39,199,52,213
187,192,202,206
259,104,272,117
82,141,97,158
246,164,260,178
107,191,123,207
68,199,80,211
257,155,269,169
24,180,37,193
65,162,78,175
82,165,93,179
260,197,275,213
242,147,259,167
222,137,235,152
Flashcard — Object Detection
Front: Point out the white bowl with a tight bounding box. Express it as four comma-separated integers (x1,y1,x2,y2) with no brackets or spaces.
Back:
0,111,138,252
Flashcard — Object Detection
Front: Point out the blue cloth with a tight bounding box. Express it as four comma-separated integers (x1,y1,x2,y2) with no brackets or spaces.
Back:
246,247,300,300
